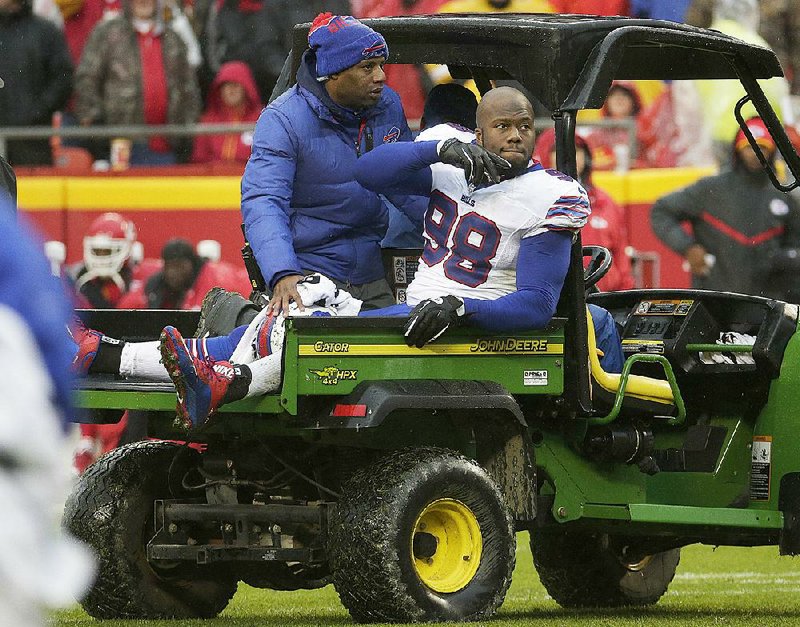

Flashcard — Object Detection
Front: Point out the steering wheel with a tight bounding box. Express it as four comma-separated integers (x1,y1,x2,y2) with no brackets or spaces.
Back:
583,245,613,290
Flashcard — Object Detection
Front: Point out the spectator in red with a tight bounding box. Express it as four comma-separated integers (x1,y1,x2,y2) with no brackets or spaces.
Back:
588,80,711,171
119,238,249,309
585,80,644,171
74,0,201,165
550,0,629,14
634,80,715,168
535,128,635,292
191,61,261,164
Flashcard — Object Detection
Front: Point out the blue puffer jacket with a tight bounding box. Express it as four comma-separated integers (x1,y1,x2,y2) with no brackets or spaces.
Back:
241,50,412,288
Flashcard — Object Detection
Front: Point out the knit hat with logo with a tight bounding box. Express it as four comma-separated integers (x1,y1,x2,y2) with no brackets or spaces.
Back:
308,13,388,79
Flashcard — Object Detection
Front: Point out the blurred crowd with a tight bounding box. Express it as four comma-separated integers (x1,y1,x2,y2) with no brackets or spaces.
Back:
0,0,798,169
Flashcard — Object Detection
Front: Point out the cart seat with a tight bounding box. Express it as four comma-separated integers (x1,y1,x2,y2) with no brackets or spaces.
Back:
587,308,676,414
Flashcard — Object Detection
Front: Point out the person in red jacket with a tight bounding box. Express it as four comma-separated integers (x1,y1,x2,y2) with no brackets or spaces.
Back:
586,80,643,171
191,61,263,164
535,128,635,292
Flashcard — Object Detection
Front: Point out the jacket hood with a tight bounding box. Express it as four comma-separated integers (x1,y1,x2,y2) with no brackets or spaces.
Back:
207,61,262,118
121,0,165,33
533,127,594,185
601,80,642,118
297,49,389,124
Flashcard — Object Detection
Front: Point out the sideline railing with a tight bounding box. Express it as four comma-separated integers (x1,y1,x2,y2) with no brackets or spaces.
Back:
0,123,256,151
0,118,639,170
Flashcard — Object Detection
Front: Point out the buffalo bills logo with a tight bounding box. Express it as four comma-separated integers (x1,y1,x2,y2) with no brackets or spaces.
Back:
383,127,400,143
362,39,387,59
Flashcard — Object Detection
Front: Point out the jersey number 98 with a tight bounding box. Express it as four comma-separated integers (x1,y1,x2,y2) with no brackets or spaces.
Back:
421,191,501,288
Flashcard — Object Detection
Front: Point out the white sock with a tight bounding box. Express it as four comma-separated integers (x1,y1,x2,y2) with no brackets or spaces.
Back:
244,354,282,398
119,341,170,382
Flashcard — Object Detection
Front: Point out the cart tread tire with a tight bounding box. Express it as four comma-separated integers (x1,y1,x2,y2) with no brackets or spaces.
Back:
63,440,237,619
531,530,680,608
329,446,515,623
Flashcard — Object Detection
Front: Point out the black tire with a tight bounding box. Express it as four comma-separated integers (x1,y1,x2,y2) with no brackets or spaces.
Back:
63,440,238,619
329,447,515,623
531,530,680,608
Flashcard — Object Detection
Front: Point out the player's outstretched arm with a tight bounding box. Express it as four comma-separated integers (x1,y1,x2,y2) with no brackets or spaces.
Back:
355,141,437,196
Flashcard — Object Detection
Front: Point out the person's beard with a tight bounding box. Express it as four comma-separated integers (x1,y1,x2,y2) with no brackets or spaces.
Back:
734,155,772,184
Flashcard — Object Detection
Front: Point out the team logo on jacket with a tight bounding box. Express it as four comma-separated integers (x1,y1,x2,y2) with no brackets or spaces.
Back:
770,198,789,216
383,127,400,143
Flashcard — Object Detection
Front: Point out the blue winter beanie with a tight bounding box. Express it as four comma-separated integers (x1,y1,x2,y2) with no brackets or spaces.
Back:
308,13,388,79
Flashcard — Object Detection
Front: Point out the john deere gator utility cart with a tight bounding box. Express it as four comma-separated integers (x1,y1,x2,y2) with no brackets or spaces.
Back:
65,13,800,623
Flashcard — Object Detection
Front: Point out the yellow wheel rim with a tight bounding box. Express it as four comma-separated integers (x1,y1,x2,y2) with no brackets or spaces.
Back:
410,498,482,593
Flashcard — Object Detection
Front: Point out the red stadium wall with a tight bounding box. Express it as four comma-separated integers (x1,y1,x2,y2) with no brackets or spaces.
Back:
17,166,716,286
18,173,245,267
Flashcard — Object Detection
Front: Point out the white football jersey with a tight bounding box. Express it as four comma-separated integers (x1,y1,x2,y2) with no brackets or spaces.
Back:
406,161,590,305
416,123,476,144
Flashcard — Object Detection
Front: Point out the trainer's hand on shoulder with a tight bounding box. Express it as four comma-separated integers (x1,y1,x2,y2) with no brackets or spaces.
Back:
438,138,511,187
269,274,305,315
404,295,465,348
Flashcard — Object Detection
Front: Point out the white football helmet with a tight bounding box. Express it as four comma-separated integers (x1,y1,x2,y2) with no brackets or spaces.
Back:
82,212,137,278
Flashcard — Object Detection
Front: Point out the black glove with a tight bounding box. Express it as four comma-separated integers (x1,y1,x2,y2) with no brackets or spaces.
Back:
438,138,511,187
404,295,466,348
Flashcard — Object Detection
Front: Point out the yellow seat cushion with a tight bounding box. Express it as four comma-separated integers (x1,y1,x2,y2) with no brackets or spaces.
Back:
587,308,674,406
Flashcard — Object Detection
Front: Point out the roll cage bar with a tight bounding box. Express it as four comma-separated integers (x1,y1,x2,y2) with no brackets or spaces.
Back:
273,13,800,416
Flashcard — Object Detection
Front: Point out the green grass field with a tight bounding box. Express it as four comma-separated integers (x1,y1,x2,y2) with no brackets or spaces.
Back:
52,535,800,627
